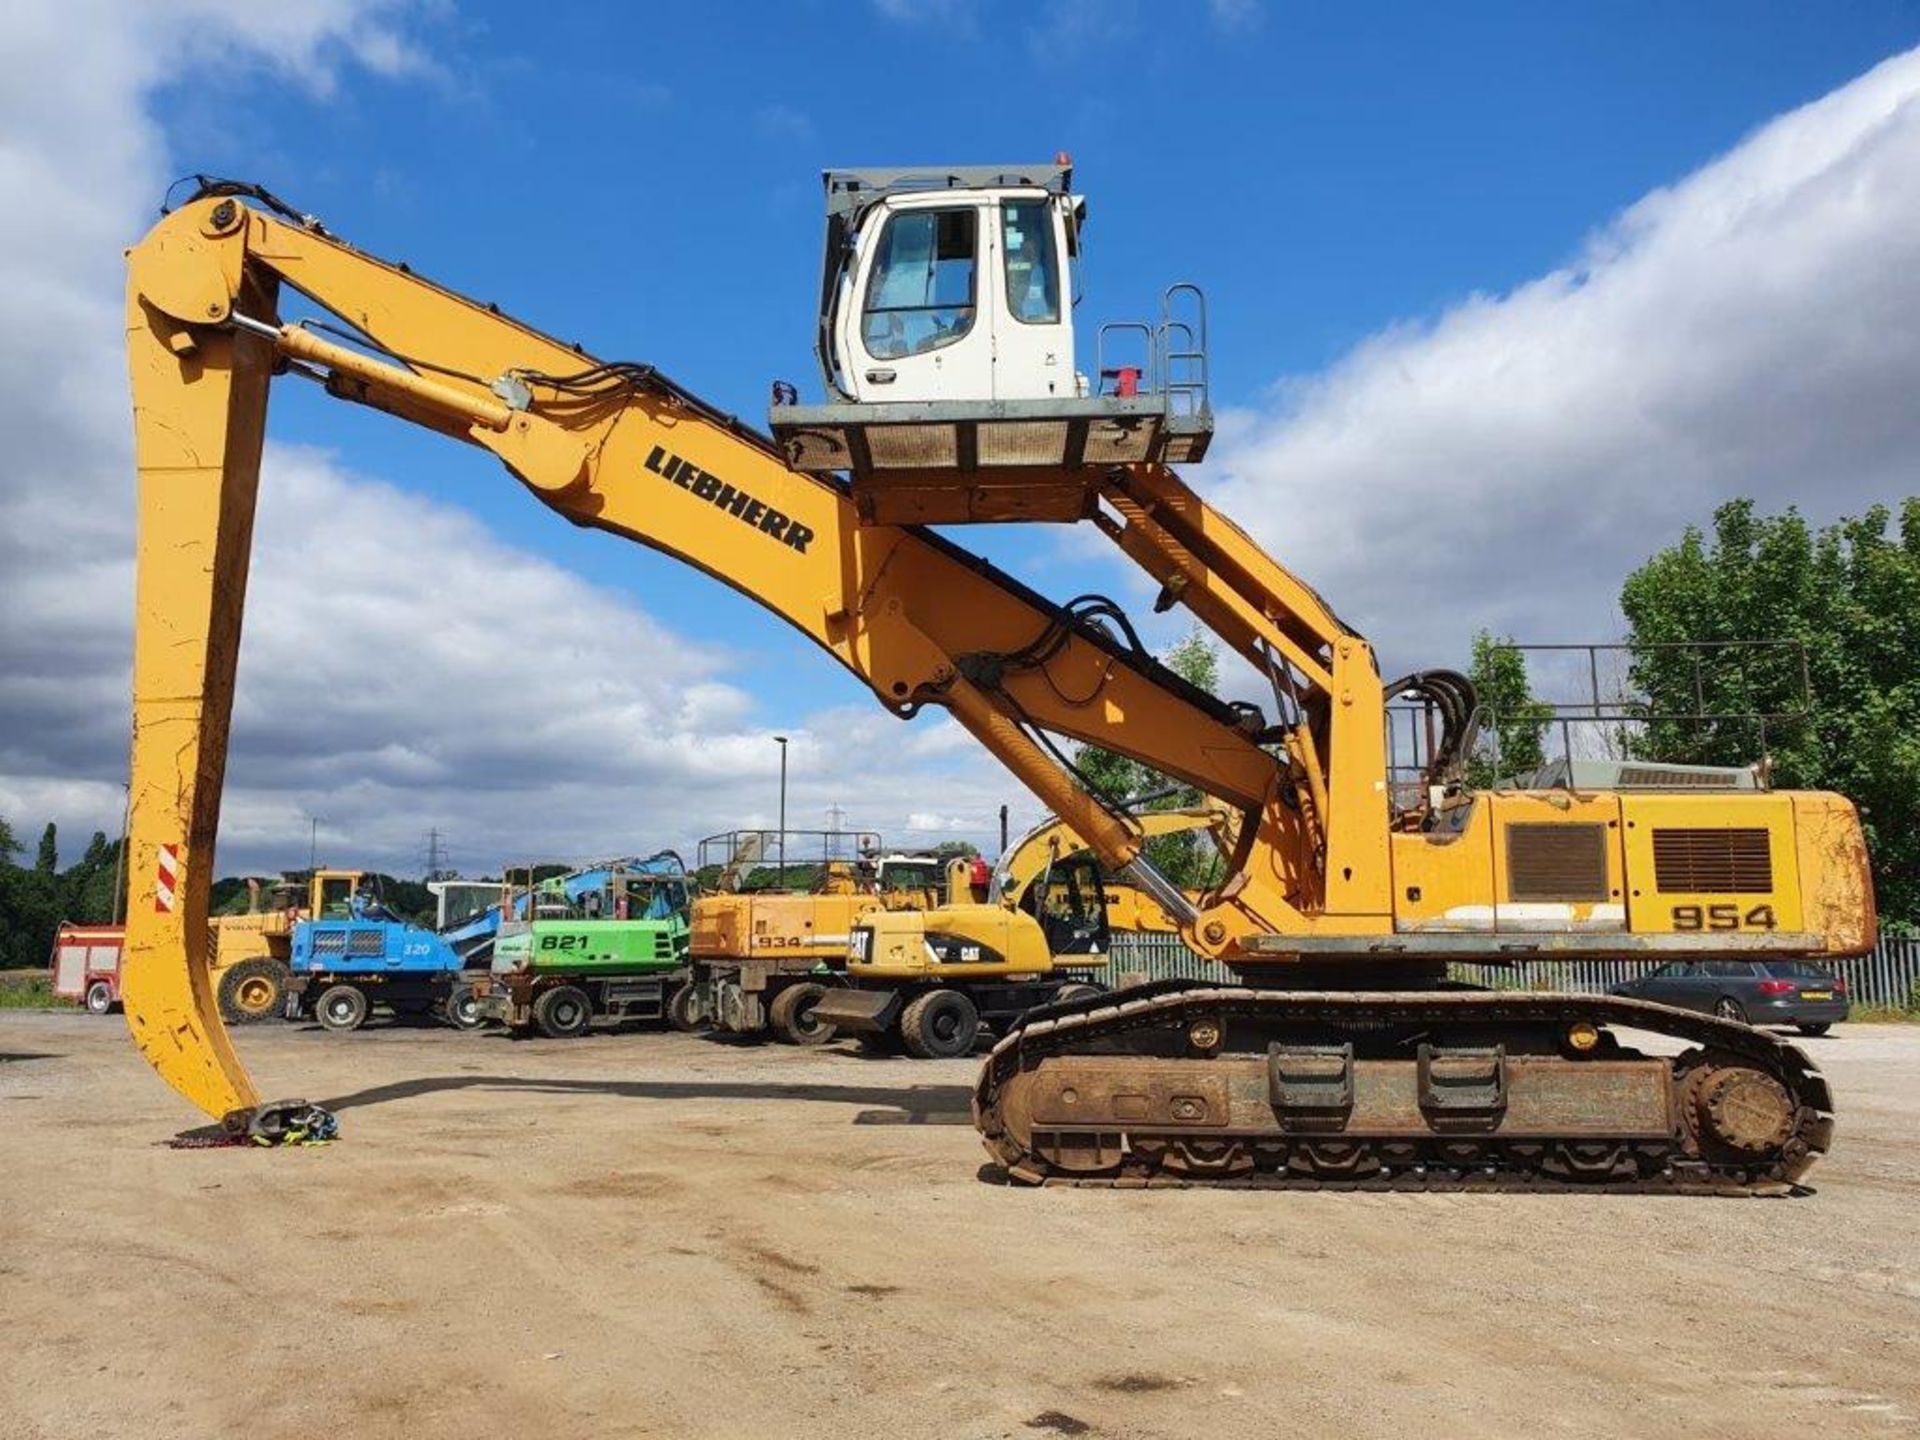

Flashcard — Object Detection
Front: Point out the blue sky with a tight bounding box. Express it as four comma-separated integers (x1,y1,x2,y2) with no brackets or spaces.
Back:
5,1,1919,874
149,0,1920,724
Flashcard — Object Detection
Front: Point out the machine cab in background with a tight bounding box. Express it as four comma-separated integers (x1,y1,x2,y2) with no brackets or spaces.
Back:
1030,854,1111,960
770,157,1213,514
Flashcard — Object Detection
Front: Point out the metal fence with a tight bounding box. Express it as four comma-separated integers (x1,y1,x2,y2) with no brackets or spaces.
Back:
1107,933,1920,1011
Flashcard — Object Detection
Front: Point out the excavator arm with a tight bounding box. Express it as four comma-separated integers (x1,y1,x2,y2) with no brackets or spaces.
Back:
123,188,1314,1125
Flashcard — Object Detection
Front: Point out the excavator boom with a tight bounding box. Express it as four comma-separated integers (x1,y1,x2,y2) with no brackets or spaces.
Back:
122,186,1272,1124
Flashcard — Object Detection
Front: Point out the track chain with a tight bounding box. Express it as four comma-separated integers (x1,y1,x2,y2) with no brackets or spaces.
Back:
973,983,1833,1195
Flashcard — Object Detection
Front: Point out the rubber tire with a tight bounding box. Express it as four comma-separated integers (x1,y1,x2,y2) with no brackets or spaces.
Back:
899,988,980,1060
1714,996,1748,1024
1050,982,1103,1006
217,959,287,1025
1797,1022,1832,1037
769,982,836,1046
84,980,115,1015
533,984,593,1039
315,984,370,1033
445,982,485,1031
667,981,709,1033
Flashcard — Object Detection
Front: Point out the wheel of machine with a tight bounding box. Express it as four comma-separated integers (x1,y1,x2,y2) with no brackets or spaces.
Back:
1797,1022,1832,1037
84,980,115,1015
667,981,709,1033
533,984,593,1039
1714,997,1748,1024
217,959,287,1025
769,982,836,1046
899,988,979,1060
315,984,369,1033
1051,982,1102,1006
445,982,485,1031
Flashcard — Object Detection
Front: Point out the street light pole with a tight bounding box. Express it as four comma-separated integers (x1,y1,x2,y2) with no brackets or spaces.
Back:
773,736,789,879
308,814,320,873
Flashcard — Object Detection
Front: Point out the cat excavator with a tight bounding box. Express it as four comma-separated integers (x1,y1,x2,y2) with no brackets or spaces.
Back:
122,164,1873,1188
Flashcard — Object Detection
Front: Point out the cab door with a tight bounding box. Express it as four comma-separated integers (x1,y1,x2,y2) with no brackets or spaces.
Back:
1037,857,1111,959
989,196,1075,400
843,199,991,402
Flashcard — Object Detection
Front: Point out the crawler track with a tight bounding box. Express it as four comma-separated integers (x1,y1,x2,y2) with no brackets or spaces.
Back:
972,982,1833,1194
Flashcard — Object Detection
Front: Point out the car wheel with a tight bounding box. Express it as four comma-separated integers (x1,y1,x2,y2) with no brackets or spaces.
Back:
84,980,115,1015
1796,1022,1831,1037
533,984,593,1039
315,984,369,1032
445,982,485,1031
217,959,288,1025
899,988,979,1060
1714,996,1748,1024
667,981,710,1033
769,982,836,1046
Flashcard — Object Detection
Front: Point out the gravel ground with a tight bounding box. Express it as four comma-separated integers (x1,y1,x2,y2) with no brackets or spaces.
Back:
1,1011,1915,1440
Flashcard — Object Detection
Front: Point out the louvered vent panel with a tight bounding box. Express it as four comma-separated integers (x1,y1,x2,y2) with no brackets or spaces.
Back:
1617,764,1743,789
1652,828,1773,893
1505,823,1609,902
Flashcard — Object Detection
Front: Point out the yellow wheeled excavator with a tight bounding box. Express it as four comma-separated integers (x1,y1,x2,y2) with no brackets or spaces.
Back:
121,165,1872,1189
820,804,1228,1056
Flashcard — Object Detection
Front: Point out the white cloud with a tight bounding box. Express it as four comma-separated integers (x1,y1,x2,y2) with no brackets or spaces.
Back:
752,103,815,143
0,0,1009,877
1208,48,1920,680
1207,0,1263,35
870,0,972,22
1024,0,1138,57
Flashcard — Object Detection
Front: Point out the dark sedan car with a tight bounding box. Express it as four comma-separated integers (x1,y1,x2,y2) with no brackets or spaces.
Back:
1609,958,1849,1034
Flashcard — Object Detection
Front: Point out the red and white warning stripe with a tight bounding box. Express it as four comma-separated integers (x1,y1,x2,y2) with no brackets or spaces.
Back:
154,844,181,914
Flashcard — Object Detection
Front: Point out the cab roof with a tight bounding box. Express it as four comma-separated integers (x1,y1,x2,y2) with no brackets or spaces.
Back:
822,162,1071,219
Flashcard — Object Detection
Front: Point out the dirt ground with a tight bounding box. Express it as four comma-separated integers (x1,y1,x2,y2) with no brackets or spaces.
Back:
1,1012,1915,1440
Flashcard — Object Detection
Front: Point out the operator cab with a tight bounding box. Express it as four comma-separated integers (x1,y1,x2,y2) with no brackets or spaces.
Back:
768,157,1212,507
1030,854,1111,959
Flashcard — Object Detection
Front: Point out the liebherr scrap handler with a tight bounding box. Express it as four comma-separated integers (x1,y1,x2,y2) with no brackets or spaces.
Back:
121,164,1872,1190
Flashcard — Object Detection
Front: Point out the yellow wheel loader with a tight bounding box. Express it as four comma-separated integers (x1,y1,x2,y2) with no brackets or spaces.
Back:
207,870,363,1023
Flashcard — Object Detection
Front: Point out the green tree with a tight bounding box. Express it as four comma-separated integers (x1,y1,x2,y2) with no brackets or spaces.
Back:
1464,631,1554,788
0,817,130,968
1070,626,1225,888
1620,497,1920,926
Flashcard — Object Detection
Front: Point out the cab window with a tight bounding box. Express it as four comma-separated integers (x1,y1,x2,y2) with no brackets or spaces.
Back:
863,208,977,360
1001,199,1061,325
318,876,355,918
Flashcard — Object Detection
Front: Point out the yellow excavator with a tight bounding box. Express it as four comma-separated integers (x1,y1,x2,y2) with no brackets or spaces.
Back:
689,814,1204,1049
685,832,950,1041
122,166,1872,1189
817,805,1227,1056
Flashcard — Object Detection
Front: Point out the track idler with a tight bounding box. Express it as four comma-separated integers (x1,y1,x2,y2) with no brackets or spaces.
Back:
972,984,1833,1194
